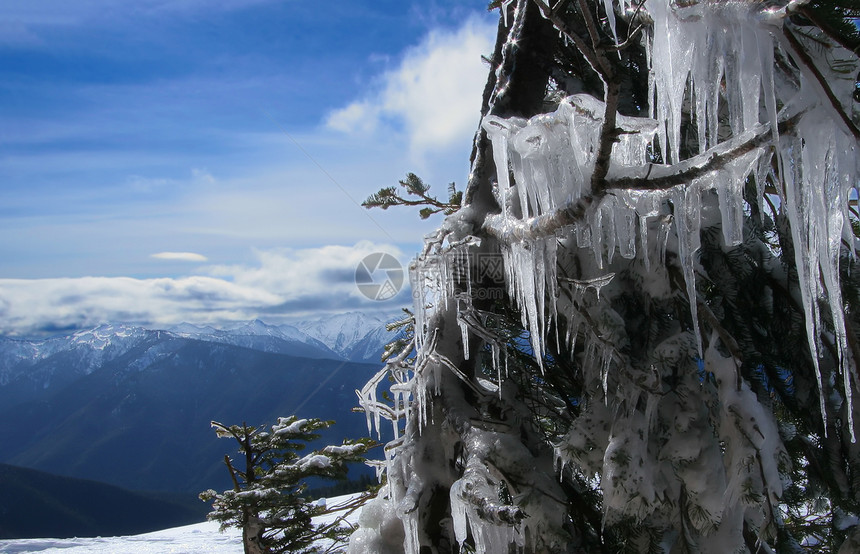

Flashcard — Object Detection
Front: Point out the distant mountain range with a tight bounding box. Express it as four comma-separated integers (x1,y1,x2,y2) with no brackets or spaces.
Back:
0,312,399,499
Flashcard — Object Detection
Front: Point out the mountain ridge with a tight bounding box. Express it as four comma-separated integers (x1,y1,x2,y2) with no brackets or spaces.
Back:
0,311,399,390
0,463,207,540
0,312,401,495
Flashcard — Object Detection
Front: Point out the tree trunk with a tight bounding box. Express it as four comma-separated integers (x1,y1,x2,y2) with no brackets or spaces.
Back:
243,513,267,554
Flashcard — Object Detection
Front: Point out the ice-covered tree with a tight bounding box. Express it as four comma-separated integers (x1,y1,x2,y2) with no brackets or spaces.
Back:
350,0,860,552
200,417,373,554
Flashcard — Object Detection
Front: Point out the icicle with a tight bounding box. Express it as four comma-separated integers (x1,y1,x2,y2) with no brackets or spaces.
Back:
513,121,552,217
576,222,593,249
504,103,589,221
483,116,520,223
754,151,774,224
631,191,663,272
601,346,612,403
602,0,618,46
602,200,618,265
646,0,694,163
717,148,763,247
780,131,828,435
658,215,671,268
675,182,703,356
759,24,781,196
817,124,857,441
459,318,470,361
738,24,762,133
616,194,637,259
647,0,774,161
592,205,605,270
491,343,503,398
450,484,469,550
500,0,513,27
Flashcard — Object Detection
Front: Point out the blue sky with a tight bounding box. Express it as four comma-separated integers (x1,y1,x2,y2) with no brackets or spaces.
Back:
0,0,498,335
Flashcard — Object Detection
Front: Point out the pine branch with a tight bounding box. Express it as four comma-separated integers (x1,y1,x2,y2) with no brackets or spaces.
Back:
531,0,603,84
576,0,603,55
799,3,860,56
224,455,242,492
363,173,461,219
782,26,860,140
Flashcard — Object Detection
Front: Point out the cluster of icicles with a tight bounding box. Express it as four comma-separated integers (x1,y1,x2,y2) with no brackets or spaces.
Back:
353,1,860,552
474,0,859,437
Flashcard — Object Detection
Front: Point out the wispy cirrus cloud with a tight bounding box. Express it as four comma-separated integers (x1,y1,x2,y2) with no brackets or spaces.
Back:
150,252,208,262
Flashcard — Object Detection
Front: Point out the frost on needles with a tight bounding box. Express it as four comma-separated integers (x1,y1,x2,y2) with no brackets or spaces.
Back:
352,0,860,552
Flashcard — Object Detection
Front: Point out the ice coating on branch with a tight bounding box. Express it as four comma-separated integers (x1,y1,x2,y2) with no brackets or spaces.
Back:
479,96,660,359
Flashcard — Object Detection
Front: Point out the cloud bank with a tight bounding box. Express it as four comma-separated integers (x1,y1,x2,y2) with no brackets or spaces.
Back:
0,243,410,336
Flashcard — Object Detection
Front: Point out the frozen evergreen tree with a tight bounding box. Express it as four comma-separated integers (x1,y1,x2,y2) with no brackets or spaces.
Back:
350,0,860,552
199,417,373,554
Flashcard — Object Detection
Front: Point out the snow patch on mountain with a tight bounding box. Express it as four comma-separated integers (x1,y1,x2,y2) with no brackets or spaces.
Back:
0,324,159,388
170,319,339,359
295,312,393,361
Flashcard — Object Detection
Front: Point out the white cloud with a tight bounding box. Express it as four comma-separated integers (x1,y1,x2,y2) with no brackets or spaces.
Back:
325,102,379,136
151,252,208,262
325,15,496,157
0,243,410,336
207,242,406,300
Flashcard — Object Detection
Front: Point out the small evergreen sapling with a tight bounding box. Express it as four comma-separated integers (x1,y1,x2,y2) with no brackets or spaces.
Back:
199,417,374,554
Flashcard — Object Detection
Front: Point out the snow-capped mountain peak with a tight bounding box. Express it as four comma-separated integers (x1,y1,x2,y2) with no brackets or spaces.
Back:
295,312,388,359
283,312,403,362
227,319,283,337
69,323,143,350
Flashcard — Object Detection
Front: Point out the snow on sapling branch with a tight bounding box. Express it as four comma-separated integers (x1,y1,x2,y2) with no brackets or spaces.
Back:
199,417,375,554
362,173,462,219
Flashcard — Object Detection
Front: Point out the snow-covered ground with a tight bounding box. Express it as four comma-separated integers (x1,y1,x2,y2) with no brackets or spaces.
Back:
0,522,242,554
0,494,362,554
